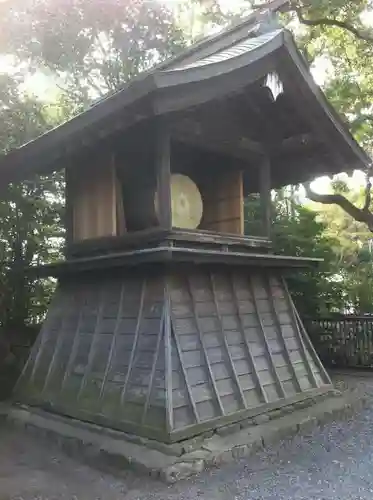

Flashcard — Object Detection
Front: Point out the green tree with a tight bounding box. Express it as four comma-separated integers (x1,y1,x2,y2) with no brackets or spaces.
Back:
4,0,373,329
0,73,64,327
244,1,373,314
2,0,186,104
310,179,373,314
245,193,343,317
0,0,186,329
0,0,187,396
244,1,373,231
272,199,343,317
193,0,373,230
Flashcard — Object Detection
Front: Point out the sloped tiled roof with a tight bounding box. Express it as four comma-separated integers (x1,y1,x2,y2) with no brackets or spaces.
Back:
170,29,283,71
0,14,369,185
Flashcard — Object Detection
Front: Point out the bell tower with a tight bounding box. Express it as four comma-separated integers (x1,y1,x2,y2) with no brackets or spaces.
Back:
4,21,368,444
14,114,331,442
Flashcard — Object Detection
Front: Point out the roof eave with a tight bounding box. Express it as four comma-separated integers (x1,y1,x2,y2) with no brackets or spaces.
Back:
0,74,158,182
281,30,370,173
152,30,285,115
154,30,285,88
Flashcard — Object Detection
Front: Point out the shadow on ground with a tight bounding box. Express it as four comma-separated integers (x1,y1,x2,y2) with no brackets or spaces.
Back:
1,371,373,500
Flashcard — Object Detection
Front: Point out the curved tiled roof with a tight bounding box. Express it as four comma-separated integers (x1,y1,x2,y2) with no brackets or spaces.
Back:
0,15,369,186
169,29,283,71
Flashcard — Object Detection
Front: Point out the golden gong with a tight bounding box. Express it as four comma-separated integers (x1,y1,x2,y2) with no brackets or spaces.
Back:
169,174,203,229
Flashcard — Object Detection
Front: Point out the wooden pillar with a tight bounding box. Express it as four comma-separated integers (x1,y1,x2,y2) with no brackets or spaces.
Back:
260,156,271,239
155,119,172,229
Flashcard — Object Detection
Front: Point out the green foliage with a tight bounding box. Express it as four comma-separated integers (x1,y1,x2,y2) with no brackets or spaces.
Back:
2,0,373,331
0,0,185,329
2,0,186,104
245,1,373,314
288,0,373,152
0,74,50,153
0,178,63,326
245,192,344,317
246,1,373,152
0,72,64,327
311,182,373,314
271,198,343,317
264,184,373,317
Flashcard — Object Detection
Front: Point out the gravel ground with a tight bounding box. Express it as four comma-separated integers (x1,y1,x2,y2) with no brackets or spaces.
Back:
2,372,373,500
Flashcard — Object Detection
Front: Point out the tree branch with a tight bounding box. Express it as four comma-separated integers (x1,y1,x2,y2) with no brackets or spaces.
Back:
363,175,372,212
249,1,373,43
291,2,373,43
304,182,373,232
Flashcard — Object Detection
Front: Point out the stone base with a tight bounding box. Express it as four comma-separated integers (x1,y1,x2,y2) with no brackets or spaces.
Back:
5,390,366,483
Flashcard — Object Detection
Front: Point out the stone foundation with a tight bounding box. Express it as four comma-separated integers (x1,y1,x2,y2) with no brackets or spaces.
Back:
4,388,366,483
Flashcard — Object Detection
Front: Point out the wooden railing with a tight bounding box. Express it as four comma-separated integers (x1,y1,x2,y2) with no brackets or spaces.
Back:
305,316,373,369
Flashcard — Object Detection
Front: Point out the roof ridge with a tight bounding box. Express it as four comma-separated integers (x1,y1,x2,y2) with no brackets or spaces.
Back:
164,27,285,73
90,2,287,108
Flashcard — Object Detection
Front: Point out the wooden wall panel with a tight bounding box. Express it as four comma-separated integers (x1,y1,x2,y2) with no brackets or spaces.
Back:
68,156,119,242
15,266,331,442
199,169,244,235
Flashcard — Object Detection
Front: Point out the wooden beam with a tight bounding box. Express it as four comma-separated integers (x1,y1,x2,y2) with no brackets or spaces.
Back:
164,280,175,433
120,279,146,407
142,310,164,424
259,156,272,239
270,153,337,188
99,283,126,399
230,273,268,404
186,274,225,417
170,306,200,425
60,297,85,391
278,133,318,154
172,130,262,166
171,114,264,160
210,271,248,409
248,275,286,399
155,119,172,229
77,289,106,401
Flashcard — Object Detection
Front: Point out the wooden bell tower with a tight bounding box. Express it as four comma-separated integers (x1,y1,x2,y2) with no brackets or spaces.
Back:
4,19,369,443
64,116,270,257
14,116,331,442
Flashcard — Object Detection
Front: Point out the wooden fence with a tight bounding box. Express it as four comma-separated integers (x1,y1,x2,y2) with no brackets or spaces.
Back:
305,316,373,369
